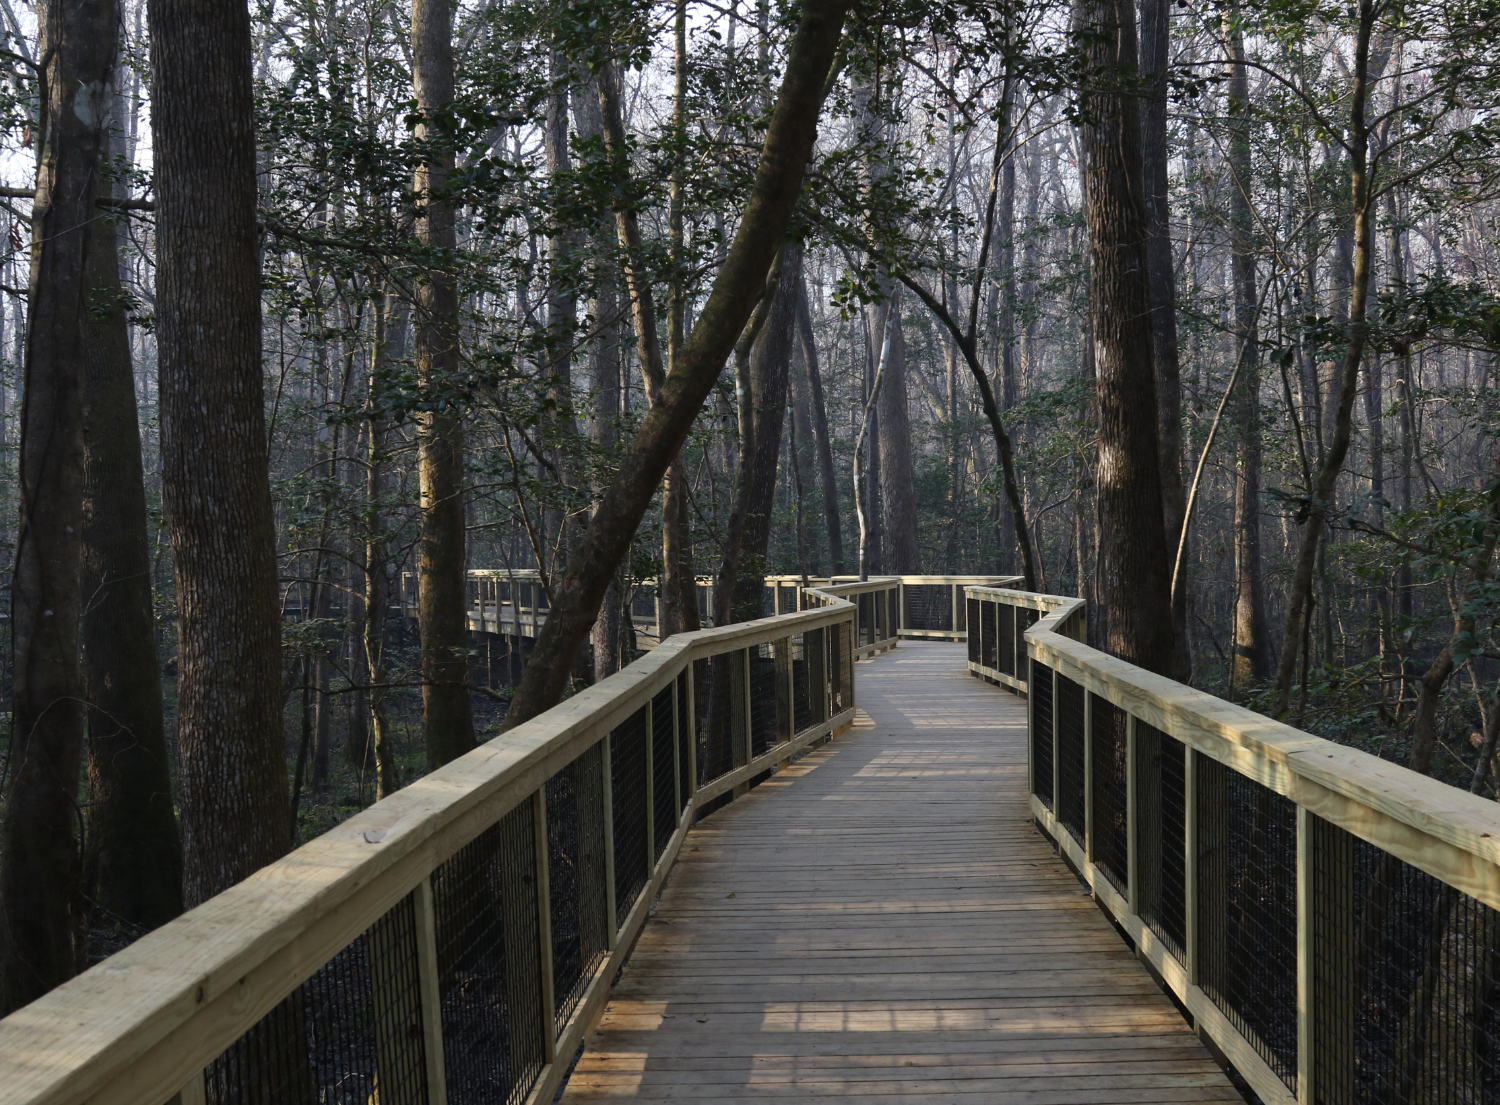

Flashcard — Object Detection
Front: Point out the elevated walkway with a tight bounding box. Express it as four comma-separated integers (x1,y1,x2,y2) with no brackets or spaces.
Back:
12,579,1500,1105
566,644,1237,1103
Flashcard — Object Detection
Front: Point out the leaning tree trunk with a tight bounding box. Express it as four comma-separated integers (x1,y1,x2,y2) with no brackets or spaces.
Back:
0,0,118,1013
150,0,289,907
1075,0,1176,675
504,0,849,727
413,0,474,769
80,171,182,932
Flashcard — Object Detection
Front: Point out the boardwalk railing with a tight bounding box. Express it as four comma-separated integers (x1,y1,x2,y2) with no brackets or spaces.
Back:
969,584,1500,1105
0,578,893,1105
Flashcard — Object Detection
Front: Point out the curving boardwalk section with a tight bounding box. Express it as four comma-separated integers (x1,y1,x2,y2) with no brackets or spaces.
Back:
562,643,1239,1103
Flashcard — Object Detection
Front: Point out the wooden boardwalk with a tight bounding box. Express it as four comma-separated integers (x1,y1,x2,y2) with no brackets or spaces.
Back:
561,643,1240,1103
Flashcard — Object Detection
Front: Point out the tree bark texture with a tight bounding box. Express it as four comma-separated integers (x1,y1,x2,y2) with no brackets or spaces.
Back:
504,0,848,727
876,296,921,573
1140,0,1189,679
413,0,474,768
149,0,289,907
728,242,803,617
1075,0,1176,675
0,0,118,1013
81,186,183,931
796,280,845,574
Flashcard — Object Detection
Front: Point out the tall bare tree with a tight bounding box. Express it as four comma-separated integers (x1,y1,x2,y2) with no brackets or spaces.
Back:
0,0,119,1013
150,0,289,906
413,0,475,767
1074,0,1175,674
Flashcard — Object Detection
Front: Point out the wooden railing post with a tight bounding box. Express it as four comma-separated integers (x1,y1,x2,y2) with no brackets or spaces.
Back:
1050,666,1060,812
1126,714,1139,916
686,663,698,805
413,877,449,1105
1083,689,1095,866
644,705,656,875
1296,806,1312,1105
533,791,556,1063
1184,747,1198,989
602,732,617,946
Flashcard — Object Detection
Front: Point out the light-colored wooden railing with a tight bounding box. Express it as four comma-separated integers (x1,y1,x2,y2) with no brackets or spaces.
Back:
968,584,1500,1105
0,578,896,1105
769,574,1019,644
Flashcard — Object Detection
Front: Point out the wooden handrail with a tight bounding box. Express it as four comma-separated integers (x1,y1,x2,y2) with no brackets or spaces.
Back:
0,578,928,1105
967,584,1500,1105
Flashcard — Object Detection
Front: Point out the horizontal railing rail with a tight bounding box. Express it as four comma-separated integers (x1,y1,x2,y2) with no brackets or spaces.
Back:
967,584,1500,1105
770,574,1018,643
0,583,870,1105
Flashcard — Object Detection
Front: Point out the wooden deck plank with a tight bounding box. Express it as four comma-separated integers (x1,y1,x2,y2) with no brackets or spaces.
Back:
560,643,1238,1103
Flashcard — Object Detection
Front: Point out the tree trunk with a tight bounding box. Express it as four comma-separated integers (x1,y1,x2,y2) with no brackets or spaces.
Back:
365,293,400,800
726,242,802,618
1270,0,1378,715
1075,0,1175,675
877,294,921,573
413,0,474,768
1225,17,1270,689
1141,0,1188,679
796,280,845,574
0,0,118,1011
80,172,182,932
150,0,289,907
504,0,848,726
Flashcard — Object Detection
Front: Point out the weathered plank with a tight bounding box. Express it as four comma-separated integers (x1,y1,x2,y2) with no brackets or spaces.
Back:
561,643,1235,1103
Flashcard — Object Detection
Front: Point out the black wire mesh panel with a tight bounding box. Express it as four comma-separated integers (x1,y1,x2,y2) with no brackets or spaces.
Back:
694,655,738,786
1090,695,1129,897
981,601,998,669
1030,659,1054,810
1310,815,1500,1105
829,624,846,715
432,801,547,1105
1016,608,1039,679
1197,756,1298,1093
997,602,1016,677
611,705,650,919
545,741,609,1031
676,670,691,813
954,588,966,633
749,643,781,757
204,894,428,1105
1055,674,1087,846
1133,722,1186,961
967,599,981,663
652,686,677,862
792,634,812,734
857,592,871,646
